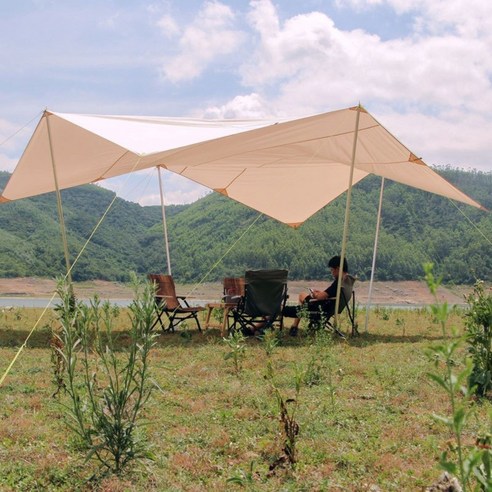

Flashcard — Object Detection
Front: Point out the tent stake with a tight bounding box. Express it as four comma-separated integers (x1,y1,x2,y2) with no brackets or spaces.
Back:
158,166,172,275
364,177,385,332
334,104,361,328
46,111,72,283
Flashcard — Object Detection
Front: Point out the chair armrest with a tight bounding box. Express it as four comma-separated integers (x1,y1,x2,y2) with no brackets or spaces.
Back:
222,294,242,303
155,294,173,300
154,294,174,306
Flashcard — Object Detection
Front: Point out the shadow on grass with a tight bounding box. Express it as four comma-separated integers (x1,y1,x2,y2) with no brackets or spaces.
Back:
0,328,53,349
0,326,449,350
347,331,448,346
0,328,138,350
0,327,226,350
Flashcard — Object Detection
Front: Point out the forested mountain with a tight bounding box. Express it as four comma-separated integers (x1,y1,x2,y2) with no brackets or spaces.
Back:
0,167,490,284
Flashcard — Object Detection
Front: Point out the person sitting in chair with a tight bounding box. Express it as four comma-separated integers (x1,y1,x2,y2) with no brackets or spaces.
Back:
284,255,349,336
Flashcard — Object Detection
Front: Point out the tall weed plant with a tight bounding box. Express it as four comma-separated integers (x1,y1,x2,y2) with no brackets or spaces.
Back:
265,360,303,474
53,275,158,475
308,330,338,412
223,330,247,376
424,264,492,491
464,280,492,398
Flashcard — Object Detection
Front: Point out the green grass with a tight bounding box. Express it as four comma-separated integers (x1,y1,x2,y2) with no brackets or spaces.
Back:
0,306,490,490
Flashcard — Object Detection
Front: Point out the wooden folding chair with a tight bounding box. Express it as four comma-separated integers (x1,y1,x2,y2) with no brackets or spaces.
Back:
148,274,205,332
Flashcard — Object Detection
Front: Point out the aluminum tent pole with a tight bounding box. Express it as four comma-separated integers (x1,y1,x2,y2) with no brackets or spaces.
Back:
364,177,385,333
158,166,172,275
334,104,361,327
46,111,72,283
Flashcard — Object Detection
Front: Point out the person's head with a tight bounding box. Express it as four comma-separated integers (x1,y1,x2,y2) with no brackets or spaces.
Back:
328,255,349,277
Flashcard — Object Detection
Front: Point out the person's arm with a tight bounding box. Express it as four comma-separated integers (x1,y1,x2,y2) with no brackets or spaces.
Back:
310,288,329,301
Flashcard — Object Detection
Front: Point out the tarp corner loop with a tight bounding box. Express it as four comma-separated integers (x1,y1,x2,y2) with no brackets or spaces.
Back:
349,105,367,113
409,153,425,165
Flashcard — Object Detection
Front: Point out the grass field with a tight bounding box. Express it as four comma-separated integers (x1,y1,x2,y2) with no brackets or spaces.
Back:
0,305,490,491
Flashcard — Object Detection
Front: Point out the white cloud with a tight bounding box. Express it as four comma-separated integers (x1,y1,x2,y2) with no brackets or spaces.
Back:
0,118,35,172
160,1,244,83
100,169,211,206
0,119,24,153
1,0,491,208
378,109,491,169
226,0,492,170
338,0,492,39
138,186,210,206
156,14,180,38
0,153,17,173
203,93,271,119
242,0,492,113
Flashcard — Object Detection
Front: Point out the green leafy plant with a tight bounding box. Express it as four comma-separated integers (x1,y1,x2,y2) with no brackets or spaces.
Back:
212,306,225,324
54,275,158,475
260,328,279,357
311,330,338,411
396,316,406,336
226,461,258,486
303,355,323,388
464,280,492,398
378,307,391,321
223,330,247,376
424,263,492,491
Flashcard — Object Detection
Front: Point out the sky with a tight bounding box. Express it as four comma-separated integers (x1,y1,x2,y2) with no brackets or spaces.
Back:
0,0,491,206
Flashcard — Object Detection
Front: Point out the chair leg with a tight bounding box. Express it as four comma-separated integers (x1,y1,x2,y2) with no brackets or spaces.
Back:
326,321,346,339
193,312,202,332
348,295,359,337
204,306,213,330
165,312,176,332
221,307,230,337
151,306,167,331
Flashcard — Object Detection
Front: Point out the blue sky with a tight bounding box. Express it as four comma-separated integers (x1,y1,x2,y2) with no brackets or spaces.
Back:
1,0,491,205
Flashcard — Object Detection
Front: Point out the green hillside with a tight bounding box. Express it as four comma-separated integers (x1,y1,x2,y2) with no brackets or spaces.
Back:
0,168,490,283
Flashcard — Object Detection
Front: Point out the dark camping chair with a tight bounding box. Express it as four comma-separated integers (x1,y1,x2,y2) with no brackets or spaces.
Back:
148,274,205,332
231,269,288,335
307,274,358,338
204,277,245,335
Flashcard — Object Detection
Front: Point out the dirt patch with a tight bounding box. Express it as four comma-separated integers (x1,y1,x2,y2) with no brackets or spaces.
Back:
0,277,476,306
0,278,133,299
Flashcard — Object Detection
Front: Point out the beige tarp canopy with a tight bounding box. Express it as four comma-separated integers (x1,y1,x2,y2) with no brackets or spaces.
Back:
0,106,484,226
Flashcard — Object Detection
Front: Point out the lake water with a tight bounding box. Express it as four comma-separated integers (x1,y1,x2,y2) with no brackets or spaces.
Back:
0,297,132,308
0,297,465,310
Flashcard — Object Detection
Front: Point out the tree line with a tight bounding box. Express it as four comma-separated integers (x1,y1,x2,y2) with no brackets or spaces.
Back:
0,167,490,284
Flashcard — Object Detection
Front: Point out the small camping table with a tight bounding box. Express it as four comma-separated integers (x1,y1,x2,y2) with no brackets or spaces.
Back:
204,300,239,336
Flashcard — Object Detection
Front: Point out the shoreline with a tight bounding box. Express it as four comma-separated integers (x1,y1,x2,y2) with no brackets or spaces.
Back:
0,277,477,307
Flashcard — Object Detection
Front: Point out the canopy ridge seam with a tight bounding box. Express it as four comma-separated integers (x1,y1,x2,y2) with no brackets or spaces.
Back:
98,149,133,180
150,124,380,170
223,168,247,189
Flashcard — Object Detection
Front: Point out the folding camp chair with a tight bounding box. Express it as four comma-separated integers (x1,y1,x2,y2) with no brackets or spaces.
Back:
148,274,205,332
231,269,288,335
307,274,358,338
204,277,245,335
